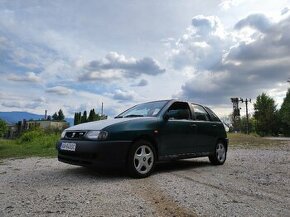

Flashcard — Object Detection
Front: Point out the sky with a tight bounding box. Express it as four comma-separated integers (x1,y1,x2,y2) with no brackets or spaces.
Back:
0,0,290,118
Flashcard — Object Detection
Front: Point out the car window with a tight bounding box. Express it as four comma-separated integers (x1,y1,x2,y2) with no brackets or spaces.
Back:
116,100,168,118
204,107,221,122
167,102,191,120
192,104,210,121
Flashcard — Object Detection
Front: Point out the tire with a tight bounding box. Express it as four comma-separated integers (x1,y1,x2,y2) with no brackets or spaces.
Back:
209,141,227,165
127,140,156,178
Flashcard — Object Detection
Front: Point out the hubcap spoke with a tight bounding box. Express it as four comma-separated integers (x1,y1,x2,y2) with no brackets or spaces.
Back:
134,145,154,174
216,143,225,162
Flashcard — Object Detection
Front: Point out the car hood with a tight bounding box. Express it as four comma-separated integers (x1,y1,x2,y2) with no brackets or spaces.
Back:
66,117,156,131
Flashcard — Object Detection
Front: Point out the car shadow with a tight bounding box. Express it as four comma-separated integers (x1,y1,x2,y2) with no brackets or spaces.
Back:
154,159,211,174
62,158,212,179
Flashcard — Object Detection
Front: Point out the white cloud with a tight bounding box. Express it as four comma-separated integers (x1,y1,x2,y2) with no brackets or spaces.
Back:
8,72,41,83
79,52,165,82
112,89,135,102
170,15,231,71
219,0,245,10
46,86,73,95
1,97,46,109
172,13,290,106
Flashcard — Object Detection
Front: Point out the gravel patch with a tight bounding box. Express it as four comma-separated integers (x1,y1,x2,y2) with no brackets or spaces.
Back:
0,144,289,217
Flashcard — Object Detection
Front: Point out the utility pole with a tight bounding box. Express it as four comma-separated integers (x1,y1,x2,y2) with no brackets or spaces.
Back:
230,98,241,132
101,102,104,116
240,98,251,134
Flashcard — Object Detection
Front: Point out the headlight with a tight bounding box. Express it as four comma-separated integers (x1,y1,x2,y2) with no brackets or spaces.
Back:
61,130,66,139
85,130,108,140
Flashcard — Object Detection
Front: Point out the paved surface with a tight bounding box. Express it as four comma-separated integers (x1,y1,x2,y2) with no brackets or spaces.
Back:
0,144,289,217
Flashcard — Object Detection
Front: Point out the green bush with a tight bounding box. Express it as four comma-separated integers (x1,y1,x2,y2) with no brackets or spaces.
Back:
0,128,61,159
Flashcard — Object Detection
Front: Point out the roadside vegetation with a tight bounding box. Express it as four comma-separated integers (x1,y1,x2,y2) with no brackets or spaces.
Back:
228,133,287,148
0,128,59,159
230,89,290,136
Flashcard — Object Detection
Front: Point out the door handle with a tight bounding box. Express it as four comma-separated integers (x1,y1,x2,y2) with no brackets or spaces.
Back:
190,124,197,127
212,124,217,127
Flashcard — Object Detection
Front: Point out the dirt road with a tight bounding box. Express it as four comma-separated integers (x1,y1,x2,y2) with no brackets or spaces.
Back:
0,144,289,216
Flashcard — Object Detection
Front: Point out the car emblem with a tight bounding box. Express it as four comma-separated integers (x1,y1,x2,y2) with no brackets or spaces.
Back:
72,132,76,138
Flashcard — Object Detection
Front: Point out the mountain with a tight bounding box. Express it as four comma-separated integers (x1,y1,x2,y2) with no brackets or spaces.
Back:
0,111,74,126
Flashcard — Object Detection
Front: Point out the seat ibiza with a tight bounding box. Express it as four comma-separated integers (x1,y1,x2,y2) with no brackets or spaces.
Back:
57,100,228,178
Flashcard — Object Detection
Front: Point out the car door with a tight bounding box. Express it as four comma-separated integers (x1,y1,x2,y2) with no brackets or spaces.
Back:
158,102,196,157
191,104,216,153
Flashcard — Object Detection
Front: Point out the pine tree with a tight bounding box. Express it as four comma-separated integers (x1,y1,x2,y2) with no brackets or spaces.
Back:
280,89,290,136
74,113,77,125
254,93,279,136
58,109,65,121
52,112,58,121
81,111,87,123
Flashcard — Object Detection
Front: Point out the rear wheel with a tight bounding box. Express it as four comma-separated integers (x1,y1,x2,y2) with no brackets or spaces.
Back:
209,141,227,165
127,140,156,178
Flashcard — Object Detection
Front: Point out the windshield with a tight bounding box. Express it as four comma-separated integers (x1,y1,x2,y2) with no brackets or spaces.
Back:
115,100,169,118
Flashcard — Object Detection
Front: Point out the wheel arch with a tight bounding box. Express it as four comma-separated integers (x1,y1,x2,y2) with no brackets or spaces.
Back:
216,137,228,151
129,134,159,160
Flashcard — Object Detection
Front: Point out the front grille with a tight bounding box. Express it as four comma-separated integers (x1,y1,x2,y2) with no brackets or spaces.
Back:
65,131,87,140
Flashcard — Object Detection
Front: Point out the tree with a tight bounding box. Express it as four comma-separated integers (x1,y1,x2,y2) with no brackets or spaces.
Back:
52,112,58,121
81,111,87,123
0,119,8,137
88,109,96,122
254,93,279,136
74,112,82,125
240,115,256,134
58,109,65,121
74,113,77,125
229,113,241,132
280,89,290,136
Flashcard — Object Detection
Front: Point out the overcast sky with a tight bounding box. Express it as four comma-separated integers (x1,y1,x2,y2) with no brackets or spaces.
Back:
0,0,290,118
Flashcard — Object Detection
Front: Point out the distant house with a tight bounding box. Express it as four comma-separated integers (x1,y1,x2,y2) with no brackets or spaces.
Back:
25,120,69,130
6,119,69,138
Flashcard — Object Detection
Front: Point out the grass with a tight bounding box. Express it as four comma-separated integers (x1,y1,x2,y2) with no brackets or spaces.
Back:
0,129,60,159
228,133,287,148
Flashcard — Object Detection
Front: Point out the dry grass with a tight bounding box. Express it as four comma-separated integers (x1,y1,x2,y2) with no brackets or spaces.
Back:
228,133,288,148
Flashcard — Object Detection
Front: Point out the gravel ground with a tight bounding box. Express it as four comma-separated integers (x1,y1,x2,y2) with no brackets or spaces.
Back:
0,144,289,217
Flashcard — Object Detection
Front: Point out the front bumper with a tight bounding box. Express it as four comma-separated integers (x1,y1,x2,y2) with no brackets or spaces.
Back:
57,140,131,168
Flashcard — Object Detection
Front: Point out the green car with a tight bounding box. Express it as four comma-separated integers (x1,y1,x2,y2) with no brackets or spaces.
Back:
57,100,228,178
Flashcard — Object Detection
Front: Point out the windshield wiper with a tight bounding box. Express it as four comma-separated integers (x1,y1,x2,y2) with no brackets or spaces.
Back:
124,114,144,118
114,115,123,118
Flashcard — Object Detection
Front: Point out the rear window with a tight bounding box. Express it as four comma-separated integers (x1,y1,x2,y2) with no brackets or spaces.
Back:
204,107,221,122
192,104,210,121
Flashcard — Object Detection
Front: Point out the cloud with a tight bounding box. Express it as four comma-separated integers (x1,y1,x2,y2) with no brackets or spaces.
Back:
46,86,73,95
1,97,46,109
219,0,244,10
79,52,165,82
132,79,148,87
234,14,272,33
281,7,289,15
170,15,231,71
8,72,41,83
112,89,134,102
172,14,290,106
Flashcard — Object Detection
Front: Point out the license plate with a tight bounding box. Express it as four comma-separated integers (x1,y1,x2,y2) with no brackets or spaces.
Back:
60,142,76,151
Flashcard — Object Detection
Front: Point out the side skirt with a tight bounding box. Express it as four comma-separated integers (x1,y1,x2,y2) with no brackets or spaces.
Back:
158,152,211,161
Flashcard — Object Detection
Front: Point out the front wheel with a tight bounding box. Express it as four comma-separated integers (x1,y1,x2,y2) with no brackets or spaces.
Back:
209,141,227,165
127,140,156,178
